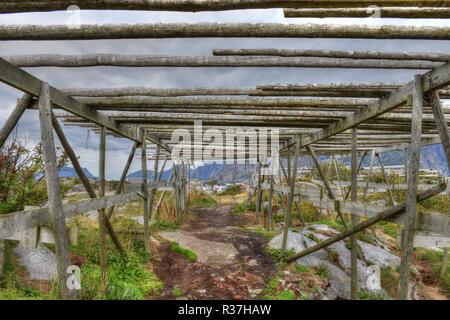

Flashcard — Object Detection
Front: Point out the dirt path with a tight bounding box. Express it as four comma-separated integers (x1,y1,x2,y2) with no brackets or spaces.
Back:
151,204,276,300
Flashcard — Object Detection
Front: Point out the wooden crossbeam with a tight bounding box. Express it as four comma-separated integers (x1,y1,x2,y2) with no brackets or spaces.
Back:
284,7,450,19
0,192,140,239
300,61,450,147
0,57,136,141
4,54,444,69
2,1,450,13
0,23,449,40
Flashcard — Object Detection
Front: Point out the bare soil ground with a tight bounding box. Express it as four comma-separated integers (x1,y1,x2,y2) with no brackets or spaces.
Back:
151,204,276,300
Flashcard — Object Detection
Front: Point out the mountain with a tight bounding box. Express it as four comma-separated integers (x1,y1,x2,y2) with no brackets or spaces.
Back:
35,166,96,180
127,162,256,183
126,144,448,183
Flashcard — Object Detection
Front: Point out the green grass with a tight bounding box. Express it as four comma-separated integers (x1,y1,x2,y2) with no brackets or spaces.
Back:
241,226,276,240
0,241,58,300
171,287,184,298
357,289,390,300
267,248,296,264
169,242,198,262
295,264,310,273
377,221,398,239
314,265,330,280
262,278,296,300
189,190,217,208
154,219,178,231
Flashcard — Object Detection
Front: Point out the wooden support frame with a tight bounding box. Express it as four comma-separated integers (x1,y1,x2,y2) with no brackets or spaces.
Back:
398,75,424,300
38,82,76,300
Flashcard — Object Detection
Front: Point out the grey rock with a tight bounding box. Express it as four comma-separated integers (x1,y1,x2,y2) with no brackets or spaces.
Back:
13,243,57,281
358,241,400,268
133,215,144,225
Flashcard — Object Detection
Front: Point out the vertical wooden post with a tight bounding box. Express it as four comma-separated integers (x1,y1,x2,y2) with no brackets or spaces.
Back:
363,150,376,200
350,127,359,300
149,144,160,222
0,93,32,148
98,126,108,291
140,129,150,252
282,134,300,251
267,175,274,231
38,82,76,300
377,153,396,205
344,151,367,200
430,91,450,165
332,155,346,199
255,162,262,223
441,249,449,277
106,141,138,219
174,163,181,224
398,75,423,300
307,145,348,229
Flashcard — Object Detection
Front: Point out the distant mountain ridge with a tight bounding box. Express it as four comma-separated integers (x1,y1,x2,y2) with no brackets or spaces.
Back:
126,144,448,183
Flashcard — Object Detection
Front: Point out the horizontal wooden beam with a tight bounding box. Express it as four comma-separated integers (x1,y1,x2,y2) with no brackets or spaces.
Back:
1,23,450,40
2,1,450,13
284,7,450,19
5,54,443,69
0,57,137,141
301,61,450,147
0,192,139,239
213,48,450,62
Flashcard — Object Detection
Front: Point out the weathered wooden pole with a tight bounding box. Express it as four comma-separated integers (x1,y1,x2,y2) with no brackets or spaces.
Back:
148,143,160,221
350,127,359,300
51,114,125,255
332,155,346,199
267,175,274,231
0,93,32,148
38,82,76,300
140,129,150,252
106,141,138,219
307,145,348,228
344,151,367,200
430,92,450,164
282,134,300,251
377,153,397,205
255,162,263,223
98,126,108,291
362,150,376,200
429,91,450,279
398,75,423,300
286,183,446,263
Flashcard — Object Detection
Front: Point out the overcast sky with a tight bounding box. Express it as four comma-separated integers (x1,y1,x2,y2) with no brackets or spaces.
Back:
1,9,449,179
